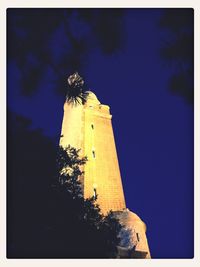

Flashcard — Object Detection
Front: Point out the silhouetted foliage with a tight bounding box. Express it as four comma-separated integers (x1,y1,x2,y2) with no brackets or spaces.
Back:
158,8,194,104
79,9,124,54
56,145,86,199
7,8,125,97
52,145,122,257
7,111,122,258
7,111,57,257
65,72,89,105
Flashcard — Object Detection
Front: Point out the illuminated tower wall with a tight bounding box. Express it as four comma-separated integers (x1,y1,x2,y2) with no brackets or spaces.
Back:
60,91,151,258
60,92,126,214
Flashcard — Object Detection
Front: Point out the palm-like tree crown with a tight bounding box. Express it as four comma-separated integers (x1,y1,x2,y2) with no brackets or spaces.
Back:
66,72,89,105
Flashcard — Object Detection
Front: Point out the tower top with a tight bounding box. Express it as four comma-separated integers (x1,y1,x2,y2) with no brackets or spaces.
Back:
86,91,100,105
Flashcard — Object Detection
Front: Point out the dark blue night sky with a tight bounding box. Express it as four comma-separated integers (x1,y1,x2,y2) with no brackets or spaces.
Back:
7,8,194,258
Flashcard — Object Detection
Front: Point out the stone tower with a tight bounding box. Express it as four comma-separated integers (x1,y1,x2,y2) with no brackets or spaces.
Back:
60,77,151,258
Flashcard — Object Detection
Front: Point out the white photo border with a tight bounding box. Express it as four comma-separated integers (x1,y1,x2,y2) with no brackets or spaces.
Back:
1,1,199,266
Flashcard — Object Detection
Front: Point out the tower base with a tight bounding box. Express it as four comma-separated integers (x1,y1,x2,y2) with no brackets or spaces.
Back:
114,209,151,259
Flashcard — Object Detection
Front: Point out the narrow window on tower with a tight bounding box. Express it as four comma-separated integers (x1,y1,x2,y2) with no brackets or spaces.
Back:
92,150,95,158
136,233,140,242
91,124,94,129
93,188,97,200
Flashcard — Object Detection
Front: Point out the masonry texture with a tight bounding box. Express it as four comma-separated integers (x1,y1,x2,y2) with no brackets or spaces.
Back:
60,91,151,258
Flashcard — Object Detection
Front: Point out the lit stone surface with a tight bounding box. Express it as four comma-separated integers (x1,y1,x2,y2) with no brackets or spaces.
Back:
83,92,126,213
114,209,151,258
60,91,126,213
60,102,83,150
60,91,151,258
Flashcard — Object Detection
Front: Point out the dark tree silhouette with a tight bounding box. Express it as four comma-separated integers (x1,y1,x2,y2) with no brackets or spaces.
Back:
65,72,89,105
158,8,194,104
52,145,123,258
7,111,123,258
7,111,57,257
7,8,125,97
